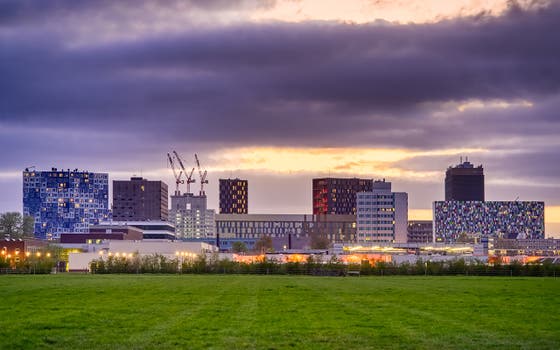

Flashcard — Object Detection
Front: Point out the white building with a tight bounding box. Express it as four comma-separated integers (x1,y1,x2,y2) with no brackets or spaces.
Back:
170,193,215,239
356,180,408,243
68,240,217,271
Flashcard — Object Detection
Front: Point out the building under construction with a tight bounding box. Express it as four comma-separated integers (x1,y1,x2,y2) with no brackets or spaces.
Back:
167,151,214,239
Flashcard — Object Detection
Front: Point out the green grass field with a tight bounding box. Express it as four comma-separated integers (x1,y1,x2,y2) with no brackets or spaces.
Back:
1,275,559,349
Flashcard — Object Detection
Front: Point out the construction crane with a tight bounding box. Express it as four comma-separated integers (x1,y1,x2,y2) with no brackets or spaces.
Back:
173,150,196,194
194,153,208,196
167,152,184,196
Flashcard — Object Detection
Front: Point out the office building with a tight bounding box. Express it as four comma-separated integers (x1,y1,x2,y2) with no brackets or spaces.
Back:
407,220,434,243
445,159,484,201
170,194,215,239
313,178,373,215
433,201,544,242
112,177,168,221
356,180,408,243
23,168,110,240
219,178,248,214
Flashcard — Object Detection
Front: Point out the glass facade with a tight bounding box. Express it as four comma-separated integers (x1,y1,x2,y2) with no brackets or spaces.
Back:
433,201,544,242
23,169,110,240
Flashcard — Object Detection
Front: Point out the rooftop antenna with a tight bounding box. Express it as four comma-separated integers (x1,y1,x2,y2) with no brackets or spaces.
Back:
460,156,463,163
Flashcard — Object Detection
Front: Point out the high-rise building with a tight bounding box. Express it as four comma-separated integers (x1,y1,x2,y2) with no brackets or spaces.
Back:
112,177,168,221
313,178,373,215
219,178,248,214
22,168,110,240
433,201,544,242
170,194,215,239
445,159,484,201
356,180,408,243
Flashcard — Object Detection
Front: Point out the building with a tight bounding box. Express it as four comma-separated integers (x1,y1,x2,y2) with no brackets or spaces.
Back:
97,221,176,241
112,177,168,221
492,238,560,256
23,168,110,240
1,238,49,263
445,159,484,201
67,240,217,271
216,214,311,239
170,194,215,239
356,180,408,243
433,201,545,242
313,178,373,215
407,220,434,243
219,178,248,214
214,213,357,248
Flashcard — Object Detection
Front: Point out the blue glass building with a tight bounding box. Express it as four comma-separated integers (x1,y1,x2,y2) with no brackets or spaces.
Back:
23,168,110,240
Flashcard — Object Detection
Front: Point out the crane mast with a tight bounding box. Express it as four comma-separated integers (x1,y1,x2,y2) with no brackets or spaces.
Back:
173,150,196,194
167,152,184,196
194,153,208,196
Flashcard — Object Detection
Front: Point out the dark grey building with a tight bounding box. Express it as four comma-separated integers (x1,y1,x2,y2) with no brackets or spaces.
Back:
112,177,169,221
444,159,484,201
219,178,248,214
313,178,373,215
407,220,433,243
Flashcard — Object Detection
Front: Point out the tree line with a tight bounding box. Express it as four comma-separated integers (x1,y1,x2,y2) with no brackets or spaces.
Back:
90,254,560,277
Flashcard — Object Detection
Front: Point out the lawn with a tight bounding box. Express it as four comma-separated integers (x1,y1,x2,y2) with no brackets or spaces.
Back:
1,275,559,349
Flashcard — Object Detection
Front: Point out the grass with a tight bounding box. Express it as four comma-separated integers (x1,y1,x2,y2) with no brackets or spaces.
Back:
1,275,559,349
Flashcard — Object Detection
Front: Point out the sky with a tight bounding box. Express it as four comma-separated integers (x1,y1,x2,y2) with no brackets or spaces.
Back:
1,0,560,236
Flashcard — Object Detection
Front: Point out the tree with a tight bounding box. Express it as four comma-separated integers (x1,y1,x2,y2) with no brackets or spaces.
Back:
231,241,248,254
0,212,23,238
254,235,273,253
22,216,35,237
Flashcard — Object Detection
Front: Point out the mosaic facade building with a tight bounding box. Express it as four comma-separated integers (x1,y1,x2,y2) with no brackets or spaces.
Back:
23,168,110,240
433,201,544,242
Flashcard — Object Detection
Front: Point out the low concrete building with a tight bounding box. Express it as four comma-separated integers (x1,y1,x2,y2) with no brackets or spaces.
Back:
68,240,217,272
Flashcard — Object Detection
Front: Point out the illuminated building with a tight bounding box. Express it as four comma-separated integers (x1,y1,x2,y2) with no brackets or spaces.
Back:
219,178,248,214
433,201,544,242
112,177,168,221
170,193,215,239
445,158,484,201
313,178,373,215
356,180,408,243
23,168,110,240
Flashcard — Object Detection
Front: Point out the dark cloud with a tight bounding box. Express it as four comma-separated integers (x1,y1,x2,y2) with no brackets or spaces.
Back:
1,2,559,151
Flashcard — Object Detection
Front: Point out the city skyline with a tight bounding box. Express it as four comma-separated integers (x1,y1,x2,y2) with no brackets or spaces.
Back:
1,1,560,236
